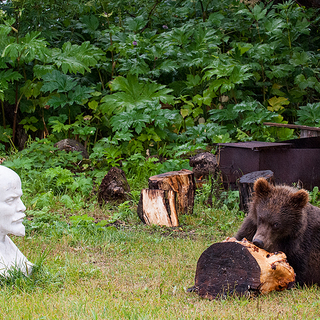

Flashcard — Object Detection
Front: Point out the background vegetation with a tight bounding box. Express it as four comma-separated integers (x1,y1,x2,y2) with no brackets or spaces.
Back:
1,0,320,318
1,0,320,154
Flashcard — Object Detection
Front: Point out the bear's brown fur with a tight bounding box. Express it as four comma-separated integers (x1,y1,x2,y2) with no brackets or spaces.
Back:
235,177,320,286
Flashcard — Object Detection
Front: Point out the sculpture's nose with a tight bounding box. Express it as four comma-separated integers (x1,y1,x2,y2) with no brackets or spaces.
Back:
17,199,26,212
253,238,264,249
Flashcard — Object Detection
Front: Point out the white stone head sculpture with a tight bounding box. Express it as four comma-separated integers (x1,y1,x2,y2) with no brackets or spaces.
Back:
0,165,32,276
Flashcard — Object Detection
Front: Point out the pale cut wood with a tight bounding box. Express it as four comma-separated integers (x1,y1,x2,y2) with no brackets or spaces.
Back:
148,169,195,214
240,238,295,294
137,189,179,227
190,238,295,300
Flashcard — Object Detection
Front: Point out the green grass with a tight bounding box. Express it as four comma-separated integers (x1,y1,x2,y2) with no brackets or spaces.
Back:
2,216,320,319
1,172,320,319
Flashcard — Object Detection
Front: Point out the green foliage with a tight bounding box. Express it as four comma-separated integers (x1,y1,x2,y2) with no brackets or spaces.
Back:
89,137,123,172
0,0,320,232
309,186,320,206
0,0,320,304
109,101,180,155
100,75,174,116
1,0,320,154
25,207,61,233
296,103,320,127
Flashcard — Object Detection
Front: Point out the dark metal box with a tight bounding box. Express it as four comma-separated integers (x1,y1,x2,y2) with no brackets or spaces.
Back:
217,137,320,190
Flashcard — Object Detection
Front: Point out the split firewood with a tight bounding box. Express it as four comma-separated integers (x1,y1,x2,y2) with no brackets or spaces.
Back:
148,169,195,214
137,189,179,227
189,238,295,300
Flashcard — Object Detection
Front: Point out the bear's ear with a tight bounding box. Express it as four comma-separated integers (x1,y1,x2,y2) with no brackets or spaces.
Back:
254,178,272,198
290,190,309,209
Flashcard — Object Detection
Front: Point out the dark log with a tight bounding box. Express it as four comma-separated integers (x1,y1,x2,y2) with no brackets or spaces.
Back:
137,189,179,227
98,167,131,205
54,139,89,159
189,152,218,181
191,238,295,300
148,169,195,214
189,152,219,206
238,170,274,213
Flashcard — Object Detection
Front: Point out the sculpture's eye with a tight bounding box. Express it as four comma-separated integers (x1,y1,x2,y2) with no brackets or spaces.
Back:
5,197,15,204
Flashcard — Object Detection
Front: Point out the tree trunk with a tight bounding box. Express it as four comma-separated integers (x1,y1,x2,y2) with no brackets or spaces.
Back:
190,238,295,300
148,169,195,214
189,152,218,187
238,170,274,213
137,189,179,227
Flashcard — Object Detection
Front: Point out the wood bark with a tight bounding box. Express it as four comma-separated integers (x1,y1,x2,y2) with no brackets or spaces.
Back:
190,238,295,300
148,169,195,214
189,152,218,187
98,167,131,205
238,170,274,213
137,189,179,227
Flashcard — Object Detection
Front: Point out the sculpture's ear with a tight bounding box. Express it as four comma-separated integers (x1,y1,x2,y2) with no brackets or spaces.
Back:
290,190,309,209
254,178,272,199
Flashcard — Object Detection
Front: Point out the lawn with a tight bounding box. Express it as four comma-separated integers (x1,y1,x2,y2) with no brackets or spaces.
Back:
1,200,320,320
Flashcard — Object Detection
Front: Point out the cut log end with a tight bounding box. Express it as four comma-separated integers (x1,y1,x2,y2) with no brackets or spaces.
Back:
191,238,295,300
137,189,179,227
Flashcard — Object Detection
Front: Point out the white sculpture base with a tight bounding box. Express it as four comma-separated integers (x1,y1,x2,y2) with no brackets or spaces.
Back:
0,236,32,276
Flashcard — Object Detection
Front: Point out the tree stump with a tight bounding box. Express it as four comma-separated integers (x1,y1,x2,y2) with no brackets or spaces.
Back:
190,238,295,300
137,189,179,227
54,138,89,159
189,152,218,187
238,170,274,213
148,169,195,214
98,167,131,205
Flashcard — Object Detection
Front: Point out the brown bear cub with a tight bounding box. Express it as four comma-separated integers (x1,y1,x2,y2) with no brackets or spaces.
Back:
235,177,320,286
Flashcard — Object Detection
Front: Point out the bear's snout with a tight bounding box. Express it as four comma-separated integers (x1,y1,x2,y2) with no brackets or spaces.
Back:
253,238,264,249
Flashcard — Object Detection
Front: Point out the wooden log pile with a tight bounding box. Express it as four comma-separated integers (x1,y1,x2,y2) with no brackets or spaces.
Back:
137,169,195,227
189,238,295,299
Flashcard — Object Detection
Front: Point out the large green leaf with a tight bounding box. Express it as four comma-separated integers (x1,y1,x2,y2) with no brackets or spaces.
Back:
68,85,93,105
50,42,104,74
2,32,48,63
100,75,174,115
41,70,77,93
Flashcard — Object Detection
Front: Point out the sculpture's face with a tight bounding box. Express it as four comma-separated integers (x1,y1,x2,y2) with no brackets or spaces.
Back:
0,168,26,237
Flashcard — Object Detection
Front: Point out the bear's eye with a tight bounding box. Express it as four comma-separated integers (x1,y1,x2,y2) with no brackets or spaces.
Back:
273,222,279,229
